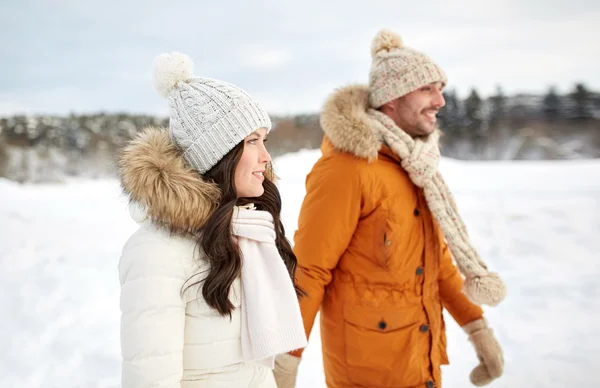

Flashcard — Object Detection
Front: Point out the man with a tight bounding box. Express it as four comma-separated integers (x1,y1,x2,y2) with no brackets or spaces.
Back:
274,29,505,388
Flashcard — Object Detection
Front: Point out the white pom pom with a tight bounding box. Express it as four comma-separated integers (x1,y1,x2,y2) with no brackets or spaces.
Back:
152,52,194,98
370,28,403,58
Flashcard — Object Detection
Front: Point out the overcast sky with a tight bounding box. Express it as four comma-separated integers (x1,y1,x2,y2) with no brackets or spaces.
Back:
1,0,599,116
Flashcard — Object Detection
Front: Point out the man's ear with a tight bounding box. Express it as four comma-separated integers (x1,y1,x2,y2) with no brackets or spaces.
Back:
379,100,396,114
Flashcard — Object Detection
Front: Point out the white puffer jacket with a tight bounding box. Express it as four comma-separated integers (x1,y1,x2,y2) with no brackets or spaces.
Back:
117,127,277,388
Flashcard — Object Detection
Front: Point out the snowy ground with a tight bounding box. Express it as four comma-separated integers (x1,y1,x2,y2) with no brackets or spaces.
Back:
1,150,599,388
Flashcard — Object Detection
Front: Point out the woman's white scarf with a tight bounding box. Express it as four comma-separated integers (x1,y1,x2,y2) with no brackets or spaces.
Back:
369,109,506,306
232,206,307,368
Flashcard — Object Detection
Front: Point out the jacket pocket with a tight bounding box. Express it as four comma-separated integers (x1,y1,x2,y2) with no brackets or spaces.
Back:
343,304,425,387
351,204,390,269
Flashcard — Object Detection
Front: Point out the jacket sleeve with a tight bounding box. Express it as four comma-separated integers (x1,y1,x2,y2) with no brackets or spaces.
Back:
291,155,362,356
437,234,484,327
119,241,187,388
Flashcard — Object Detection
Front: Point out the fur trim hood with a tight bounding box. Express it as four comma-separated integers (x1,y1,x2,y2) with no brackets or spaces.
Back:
118,126,275,234
118,126,220,234
319,84,383,162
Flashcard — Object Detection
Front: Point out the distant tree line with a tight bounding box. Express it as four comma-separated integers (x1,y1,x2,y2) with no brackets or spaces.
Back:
437,83,599,159
0,83,598,182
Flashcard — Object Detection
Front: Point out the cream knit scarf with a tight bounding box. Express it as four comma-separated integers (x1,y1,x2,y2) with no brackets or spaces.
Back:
369,109,506,307
232,206,307,368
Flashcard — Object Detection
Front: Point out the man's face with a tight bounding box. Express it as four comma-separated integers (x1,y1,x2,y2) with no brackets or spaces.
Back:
387,81,446,137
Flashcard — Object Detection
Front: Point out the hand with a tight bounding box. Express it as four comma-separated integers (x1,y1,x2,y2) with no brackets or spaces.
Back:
463,318,504,386
273,353,301,388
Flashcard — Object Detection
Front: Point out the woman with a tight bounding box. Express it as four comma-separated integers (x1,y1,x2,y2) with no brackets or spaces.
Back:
118,52,307,388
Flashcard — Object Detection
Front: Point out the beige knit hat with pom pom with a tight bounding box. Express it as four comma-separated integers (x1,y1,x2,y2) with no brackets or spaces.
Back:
369,29,448,108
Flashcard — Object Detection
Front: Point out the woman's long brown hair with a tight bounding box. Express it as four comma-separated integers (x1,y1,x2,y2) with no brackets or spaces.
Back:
183,141,304,317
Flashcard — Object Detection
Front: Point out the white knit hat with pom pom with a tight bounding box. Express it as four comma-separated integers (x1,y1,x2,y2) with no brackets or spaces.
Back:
369,29,448,108
152,52,271,174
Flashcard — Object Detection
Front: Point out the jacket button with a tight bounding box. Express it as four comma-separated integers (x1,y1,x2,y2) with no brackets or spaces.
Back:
385,239,392,246
414,208,420,216
416,267,424,275
426,381,435,388
378,320,387,330
420,324,429,333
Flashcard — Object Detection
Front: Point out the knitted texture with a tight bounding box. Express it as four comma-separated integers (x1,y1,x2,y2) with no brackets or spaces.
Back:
369,29,448,108
369,109,506,306
232,208,307,367
463,318,504,386
153,52,271,174
273,353,301,388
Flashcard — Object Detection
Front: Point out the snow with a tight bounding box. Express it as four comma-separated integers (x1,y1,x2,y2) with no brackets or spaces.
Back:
1,150,599,388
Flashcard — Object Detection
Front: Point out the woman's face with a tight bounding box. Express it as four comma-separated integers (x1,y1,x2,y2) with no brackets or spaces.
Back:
234,128,271,198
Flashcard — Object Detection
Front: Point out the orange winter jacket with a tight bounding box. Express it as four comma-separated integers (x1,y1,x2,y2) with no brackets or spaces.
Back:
291,85,483,388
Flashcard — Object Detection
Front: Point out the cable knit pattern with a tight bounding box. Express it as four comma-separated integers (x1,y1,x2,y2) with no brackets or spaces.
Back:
369,109,506,307
168,79,271,173
153,53,272,174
